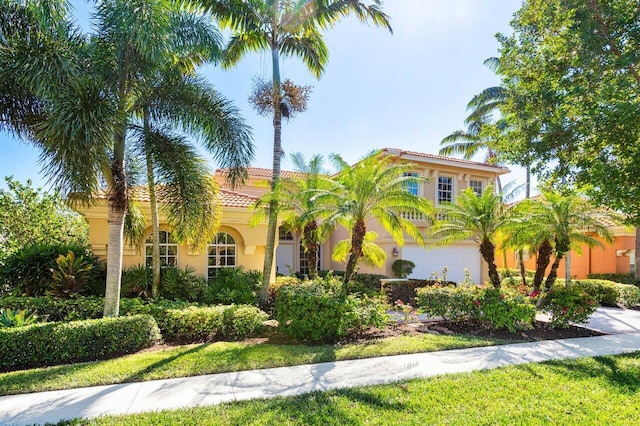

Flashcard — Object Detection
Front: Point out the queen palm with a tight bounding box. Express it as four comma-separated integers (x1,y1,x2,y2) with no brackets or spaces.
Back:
201,0,391,297
316,152,433,284
1,0,253,315
429,186,515,288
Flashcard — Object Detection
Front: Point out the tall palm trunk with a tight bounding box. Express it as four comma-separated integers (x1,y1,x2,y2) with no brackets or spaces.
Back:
261,11,282,302
544,253,564,291
564,251,571,283
144,112,161,299
479,238,500,288
532,238,552,292
103,133,127,317
635,227,640,279
518,248,527,286
344,220,366,284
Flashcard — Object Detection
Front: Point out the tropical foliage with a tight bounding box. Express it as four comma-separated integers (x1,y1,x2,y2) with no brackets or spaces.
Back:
318,152,434,283
0,0,254,316
429,185,513,288
203,0,392,295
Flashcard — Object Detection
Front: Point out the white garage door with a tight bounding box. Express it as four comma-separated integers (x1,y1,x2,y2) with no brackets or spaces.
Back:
402,245,481,284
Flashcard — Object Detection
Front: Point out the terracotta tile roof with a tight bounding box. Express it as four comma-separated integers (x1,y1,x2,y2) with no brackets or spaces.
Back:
381,147,509,170
92,186,257,208
217,167,308,180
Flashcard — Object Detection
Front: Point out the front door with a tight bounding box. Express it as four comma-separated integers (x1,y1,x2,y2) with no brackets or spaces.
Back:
276,243,295,275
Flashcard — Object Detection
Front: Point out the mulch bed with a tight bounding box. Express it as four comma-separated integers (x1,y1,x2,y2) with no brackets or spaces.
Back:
341,319,606,345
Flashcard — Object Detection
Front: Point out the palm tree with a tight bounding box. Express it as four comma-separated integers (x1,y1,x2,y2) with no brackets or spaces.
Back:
316,152,434,284
201,0,392,298
253,152,333,279
530,191,614,290
0,0,254,316
429,185,515,288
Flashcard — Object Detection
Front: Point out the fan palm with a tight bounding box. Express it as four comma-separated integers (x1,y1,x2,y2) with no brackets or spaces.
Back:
0,0,254,315
316,152,433,284
201,0,392,296
429,185,516,288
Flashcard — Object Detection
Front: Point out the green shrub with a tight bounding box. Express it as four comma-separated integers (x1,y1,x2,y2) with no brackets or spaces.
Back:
392,259,415,278
0,308,39,327
498,268,535,279
159,305,267,343
573,280,618,306
121,264,152,299
160,265,207,302
49,251,95,298
615,283,640,308
0,296,196,323
0,315,160,371
416,286,536,332
541,285,598,328
415,286,480,320
587,273,639,286
205,267,262,305
476,289,535,332
318,270,345,278
222,305,269,338
346,273,387,297
0,242,104,297
275,277,388,342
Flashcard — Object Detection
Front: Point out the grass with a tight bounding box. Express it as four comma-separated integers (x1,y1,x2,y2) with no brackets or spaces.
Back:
0,332,507,396
67,352,640,425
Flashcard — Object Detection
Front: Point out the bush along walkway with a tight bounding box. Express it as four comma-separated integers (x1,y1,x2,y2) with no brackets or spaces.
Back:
2,330,640,425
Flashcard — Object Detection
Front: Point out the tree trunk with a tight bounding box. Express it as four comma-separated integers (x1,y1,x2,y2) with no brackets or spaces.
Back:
344,220,366,284
144,116,161,299
479,238,501,288
525,163,531,199
260,29,283,303
533,238,552,292
518,249,527,286
304,221,319,279
103,136,127,317
564,251,572,283
544,254,564,291
635,227,640,279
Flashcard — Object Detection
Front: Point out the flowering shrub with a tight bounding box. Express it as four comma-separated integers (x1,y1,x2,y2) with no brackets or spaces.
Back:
542,285,598,328
394,299,418,325
476,289,535,332
416,286,536,332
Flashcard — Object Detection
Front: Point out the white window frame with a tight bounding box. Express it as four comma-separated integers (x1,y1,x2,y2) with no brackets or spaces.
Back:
207,232,237,279
437,175,454,204
145,230,178,267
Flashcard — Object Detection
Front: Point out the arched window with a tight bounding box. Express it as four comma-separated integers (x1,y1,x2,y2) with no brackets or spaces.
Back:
208,232,236,278
145,231,178,267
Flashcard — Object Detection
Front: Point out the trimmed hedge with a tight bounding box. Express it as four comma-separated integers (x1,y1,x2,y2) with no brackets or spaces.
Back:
587,273,639,286
159,305,268,343
0,315,160,371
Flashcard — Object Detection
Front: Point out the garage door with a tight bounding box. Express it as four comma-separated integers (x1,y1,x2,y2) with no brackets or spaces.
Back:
401,245,481,284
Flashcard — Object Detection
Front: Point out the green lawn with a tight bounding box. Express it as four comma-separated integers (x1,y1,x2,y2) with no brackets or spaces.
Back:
0,333,506,396
72,352,640,425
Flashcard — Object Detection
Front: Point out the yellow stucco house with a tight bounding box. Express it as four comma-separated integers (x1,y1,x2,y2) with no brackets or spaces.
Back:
74,148,508,284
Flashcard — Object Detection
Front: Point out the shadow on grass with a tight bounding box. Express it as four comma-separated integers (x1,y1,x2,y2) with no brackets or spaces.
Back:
124,343,209,381
542,352,640,393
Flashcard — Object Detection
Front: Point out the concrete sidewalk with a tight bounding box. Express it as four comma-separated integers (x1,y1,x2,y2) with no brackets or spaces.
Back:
2,308,640,425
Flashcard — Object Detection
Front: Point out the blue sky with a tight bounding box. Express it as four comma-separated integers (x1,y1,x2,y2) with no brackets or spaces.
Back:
0,0,523,191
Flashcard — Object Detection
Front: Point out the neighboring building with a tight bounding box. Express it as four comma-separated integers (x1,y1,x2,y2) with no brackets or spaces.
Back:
502,213,636,279
75,148,510,284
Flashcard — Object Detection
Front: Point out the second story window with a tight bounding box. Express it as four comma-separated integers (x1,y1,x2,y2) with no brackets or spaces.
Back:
279,226,294,241
470,180,483,196
403,172,419,196
437,176,453,204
